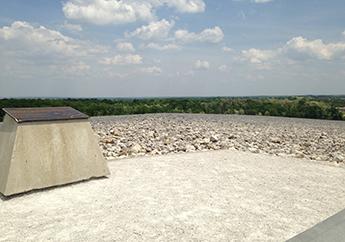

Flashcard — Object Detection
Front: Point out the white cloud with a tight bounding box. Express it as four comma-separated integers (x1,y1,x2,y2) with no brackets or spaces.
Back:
100,54,143,65
141,66,162,75
63,22,83,32
223,46,233,52
284,36,345,60
194,60,210,70
175,26,224,44
145,42,181,50
343,31,345,37
240,36,345,67
126,19,174,40
218,65,228,71
63,0,205,25
116,42,135,52
0,21,102,56
63,0,154,25
241,48,277,64
165,0,205,13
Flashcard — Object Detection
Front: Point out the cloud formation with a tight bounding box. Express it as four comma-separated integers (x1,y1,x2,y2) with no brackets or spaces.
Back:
165,0,206,13
101,54,143,65
241,36,345,65
241,48,277,64
0,21,102,56
223,46,233,52
63,0,205,25
126,19,174,40
116,42,136,52
194,60,210,70
141,66,162,75
145,42,181,50
284,36,345,60
175,26,224,44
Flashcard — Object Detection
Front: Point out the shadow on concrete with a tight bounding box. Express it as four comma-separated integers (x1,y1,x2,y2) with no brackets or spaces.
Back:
287,208,345,242
0,176,108,201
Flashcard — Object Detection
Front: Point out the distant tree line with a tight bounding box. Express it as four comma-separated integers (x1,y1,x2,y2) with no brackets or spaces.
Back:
0,96,344,122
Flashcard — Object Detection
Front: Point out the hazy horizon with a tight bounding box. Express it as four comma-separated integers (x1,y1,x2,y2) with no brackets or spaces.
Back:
1,94,345,100
1,0,345,97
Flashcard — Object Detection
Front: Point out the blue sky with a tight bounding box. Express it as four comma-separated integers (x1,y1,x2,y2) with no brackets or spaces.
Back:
0,0,344,97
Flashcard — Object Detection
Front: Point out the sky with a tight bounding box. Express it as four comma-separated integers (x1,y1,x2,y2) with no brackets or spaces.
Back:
0,0,344,98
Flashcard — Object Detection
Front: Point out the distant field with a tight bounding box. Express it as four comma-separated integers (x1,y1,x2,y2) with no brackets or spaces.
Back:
0,96,344,121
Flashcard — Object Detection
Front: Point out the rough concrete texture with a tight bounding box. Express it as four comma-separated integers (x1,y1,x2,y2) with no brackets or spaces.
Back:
0,115,18,194
1,150,345,241
288,209,345,242
0,115,110,196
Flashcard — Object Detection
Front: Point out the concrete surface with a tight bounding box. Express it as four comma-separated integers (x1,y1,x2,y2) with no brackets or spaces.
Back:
1,150,345,241
0,115,110,196
287,208,345,242
0,116,18,194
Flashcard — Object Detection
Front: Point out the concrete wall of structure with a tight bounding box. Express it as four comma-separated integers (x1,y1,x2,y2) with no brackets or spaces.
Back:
0,115,18,194
0,115,110,196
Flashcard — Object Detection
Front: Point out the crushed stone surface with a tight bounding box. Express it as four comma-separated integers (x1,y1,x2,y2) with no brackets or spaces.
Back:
92,114,345,163
1,150,345,241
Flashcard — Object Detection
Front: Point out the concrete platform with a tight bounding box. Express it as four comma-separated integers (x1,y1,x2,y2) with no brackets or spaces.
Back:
288,208,345,242
1,150,345,241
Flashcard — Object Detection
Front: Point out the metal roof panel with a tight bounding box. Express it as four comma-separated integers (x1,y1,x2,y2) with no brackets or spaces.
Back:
2,107,89,123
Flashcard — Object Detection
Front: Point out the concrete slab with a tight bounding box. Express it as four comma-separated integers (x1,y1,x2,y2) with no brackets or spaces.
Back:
1,150,345,241
0,113,110,196
287,209,345,242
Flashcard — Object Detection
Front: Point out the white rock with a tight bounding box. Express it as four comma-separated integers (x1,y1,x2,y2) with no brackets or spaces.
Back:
210,135,219,142
130,144,142,153
185,144,196,152
92,114,345,163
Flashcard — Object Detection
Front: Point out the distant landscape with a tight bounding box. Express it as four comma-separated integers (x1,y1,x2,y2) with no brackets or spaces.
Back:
1,96,344,121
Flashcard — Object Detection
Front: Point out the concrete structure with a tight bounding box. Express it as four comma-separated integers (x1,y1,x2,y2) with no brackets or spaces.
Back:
288,209,345,242
0,107,110,196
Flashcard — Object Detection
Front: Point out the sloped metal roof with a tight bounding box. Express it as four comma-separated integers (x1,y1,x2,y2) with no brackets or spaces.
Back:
2,107,88,123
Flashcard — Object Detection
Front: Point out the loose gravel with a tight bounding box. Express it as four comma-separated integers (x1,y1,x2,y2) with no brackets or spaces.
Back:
91,114,345,163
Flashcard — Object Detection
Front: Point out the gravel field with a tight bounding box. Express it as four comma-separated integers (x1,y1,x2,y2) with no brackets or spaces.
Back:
1,150,345,241
1,114,345,241
91,114,345,163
